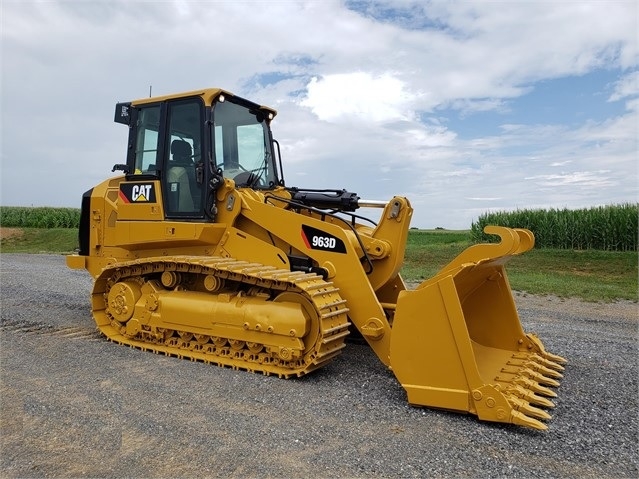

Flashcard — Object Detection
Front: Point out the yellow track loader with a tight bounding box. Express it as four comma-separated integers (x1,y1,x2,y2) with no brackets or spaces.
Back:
67,88,566,430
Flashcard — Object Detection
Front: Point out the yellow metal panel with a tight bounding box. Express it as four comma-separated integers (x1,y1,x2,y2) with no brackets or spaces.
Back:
65,254,86,270
113,221,226,250
214,226,290,269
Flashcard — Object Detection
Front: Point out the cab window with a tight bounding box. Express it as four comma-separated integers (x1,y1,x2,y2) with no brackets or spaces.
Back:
133,106,160,174
164,100,204,216
213,99,276,188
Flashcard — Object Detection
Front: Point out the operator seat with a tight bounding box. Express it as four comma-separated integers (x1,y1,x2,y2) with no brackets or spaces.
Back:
168,140,196,212
170,139,193,165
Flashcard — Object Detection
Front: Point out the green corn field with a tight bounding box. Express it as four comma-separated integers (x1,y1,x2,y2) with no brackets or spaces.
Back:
470,203,638,251
1,204,638,252
0,206,81,229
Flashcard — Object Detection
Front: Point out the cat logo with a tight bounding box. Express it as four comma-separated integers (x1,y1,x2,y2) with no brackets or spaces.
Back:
131,184,152,201
119,183,156,204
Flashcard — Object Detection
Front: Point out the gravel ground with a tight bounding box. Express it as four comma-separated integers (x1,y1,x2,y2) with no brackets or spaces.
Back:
0,253,637,478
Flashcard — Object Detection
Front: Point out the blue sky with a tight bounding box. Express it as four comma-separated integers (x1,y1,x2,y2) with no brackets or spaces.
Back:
444,69,628,138
1,0,637,229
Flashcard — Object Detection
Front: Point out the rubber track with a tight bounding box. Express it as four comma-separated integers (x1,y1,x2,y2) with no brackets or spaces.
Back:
92,256,351,378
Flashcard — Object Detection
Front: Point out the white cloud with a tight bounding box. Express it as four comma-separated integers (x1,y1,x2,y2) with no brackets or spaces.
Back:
525,171,615,188
0,0,637,229
466,197,502,201
608,70,639,103
300,72,415,122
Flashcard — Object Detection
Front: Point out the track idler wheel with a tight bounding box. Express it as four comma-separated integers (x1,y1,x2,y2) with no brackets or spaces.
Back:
107,280,142,324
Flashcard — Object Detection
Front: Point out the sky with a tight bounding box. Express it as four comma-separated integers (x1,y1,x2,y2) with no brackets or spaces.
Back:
1,0,637,229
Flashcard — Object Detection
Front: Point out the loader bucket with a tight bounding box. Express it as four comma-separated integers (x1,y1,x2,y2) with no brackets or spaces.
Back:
390,226,566,430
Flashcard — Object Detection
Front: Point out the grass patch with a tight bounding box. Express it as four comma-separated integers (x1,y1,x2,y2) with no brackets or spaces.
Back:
504,249,637,302
403,230,472,280
402,230,637,302
1,227,636,302
0,228,78,254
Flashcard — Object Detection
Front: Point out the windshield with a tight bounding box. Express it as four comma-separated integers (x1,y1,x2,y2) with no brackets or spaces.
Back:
212,98,277,188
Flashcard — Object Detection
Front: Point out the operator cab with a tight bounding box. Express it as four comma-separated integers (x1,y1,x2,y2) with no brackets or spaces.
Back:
213,95,278,189
113,89,281,220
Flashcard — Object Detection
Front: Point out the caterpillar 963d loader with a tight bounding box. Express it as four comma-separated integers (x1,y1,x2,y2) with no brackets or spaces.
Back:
67,88,566,430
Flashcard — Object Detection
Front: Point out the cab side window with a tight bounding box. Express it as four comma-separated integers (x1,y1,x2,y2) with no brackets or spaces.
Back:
164,101,203,216
133,107,161,174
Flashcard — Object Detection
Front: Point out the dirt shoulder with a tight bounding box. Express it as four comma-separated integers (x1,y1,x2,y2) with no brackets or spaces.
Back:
0,228,23,240
512,291,637,322
406,280,637,322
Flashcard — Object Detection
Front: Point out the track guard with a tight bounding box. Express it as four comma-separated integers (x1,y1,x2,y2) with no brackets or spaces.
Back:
390,227,567,430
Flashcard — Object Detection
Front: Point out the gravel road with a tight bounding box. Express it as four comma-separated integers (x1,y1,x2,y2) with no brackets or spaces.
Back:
1,254,637,478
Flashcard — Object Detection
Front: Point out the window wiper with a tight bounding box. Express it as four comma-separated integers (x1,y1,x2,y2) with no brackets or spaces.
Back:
248,151,270,188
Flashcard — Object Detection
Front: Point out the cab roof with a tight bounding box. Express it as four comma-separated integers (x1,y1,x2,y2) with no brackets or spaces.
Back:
129,87,277,117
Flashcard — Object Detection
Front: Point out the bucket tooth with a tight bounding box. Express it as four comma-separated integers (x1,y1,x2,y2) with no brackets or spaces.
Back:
527,361,563,379
510,410,548,431
508,358,563,379
541,376,561,388
513,376,558,398
526,333,568,365
521,368,561,387
513,352,565,372
501,365,561,387
507,395,552,421
541,349,568,365
529,353,566,372
504,385,556,408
